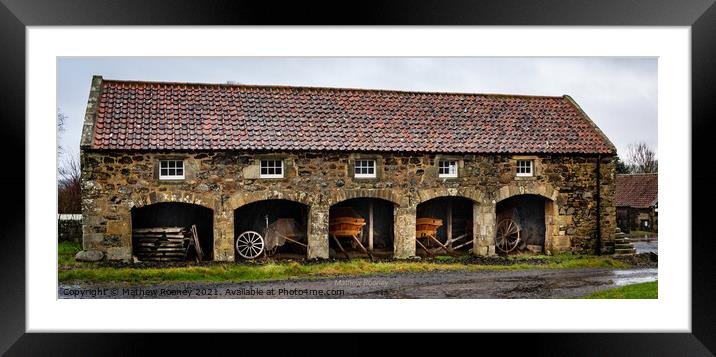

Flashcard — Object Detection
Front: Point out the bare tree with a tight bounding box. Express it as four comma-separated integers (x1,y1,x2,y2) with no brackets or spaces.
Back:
57,109,66,155
58,152,82,213
626,142,658,173
57,109,81,213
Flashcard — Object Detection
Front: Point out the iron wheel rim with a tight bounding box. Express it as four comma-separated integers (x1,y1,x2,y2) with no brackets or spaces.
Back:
236,231,265,259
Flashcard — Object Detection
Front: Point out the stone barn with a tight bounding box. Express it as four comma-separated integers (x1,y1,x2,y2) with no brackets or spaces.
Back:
616,173,658,233
77,76,617,262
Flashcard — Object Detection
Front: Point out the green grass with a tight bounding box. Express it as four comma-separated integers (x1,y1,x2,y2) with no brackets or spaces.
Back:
507,253,629,268
58,241,83,266
58,251,631,284
433,255,455,261
582,281,658,299
548,256,629,269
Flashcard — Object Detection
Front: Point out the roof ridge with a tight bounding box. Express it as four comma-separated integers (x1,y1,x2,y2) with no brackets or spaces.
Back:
101,77,566,100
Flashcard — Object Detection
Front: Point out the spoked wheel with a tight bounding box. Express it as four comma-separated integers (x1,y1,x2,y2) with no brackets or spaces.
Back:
235,231,265,259
495,219,521,254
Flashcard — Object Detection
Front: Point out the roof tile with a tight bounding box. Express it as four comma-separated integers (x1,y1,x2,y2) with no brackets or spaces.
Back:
91,79,616,154
615,174,658,208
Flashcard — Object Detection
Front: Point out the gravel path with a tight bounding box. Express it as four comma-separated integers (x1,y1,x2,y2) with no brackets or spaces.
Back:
59,267,657,299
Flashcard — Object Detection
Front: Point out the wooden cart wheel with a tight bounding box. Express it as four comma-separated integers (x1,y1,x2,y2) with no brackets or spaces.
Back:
495,219,521,254
236,231,265,259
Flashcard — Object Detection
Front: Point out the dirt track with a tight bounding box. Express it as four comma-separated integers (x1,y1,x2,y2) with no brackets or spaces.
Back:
59,267,657,299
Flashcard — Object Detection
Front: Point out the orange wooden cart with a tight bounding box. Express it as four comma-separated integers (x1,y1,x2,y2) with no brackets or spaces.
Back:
416,217,451,256
329,207,372,259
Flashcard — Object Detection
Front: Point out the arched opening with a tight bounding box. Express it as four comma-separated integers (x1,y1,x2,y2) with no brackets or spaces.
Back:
329,197,395,259
233,199,309,260
131,202,214,261
495,194,554,255
416,196,474,256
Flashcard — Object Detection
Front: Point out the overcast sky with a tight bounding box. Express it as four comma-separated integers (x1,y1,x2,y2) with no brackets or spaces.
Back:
57,57,657,163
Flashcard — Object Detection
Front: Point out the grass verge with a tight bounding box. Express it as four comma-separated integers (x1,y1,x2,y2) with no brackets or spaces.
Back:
59,241,83,266
581,281,658,299
59,241,632,284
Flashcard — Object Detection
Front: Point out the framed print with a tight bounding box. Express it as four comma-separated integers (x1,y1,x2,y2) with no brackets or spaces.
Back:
1,0,714,355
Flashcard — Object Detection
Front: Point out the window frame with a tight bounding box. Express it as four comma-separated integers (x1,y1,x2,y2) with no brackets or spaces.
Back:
158,159,185,180
438,160,458,178
259,159,285,179
516,159,534,177
354,159,377,179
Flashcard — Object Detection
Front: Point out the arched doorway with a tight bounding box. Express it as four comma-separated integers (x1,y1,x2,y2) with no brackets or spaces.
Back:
416,196,474,256
131,202,214,261
329,197,395,259
495,194,554,255
233,199,309,260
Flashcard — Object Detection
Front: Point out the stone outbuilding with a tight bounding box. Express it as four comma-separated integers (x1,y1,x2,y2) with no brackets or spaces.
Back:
616,173,658,233
78,76,617,262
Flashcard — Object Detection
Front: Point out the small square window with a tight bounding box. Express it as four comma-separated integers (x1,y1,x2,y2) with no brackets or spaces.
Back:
260,160,284,178
159,160,185,180
354,160,377,178
516,160,533,177
438,160,458,178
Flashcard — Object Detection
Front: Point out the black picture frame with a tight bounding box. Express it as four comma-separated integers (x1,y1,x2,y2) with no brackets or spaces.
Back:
1,0,714,355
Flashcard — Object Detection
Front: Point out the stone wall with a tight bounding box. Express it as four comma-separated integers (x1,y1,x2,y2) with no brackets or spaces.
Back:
617,206,657,233
80,150,616,261
58,215,82,243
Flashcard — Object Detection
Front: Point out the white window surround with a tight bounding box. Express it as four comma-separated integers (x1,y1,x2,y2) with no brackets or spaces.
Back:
260,159,284,179
159,160,185,180
516,160,534,177
354,159,377,178
438,160,458,178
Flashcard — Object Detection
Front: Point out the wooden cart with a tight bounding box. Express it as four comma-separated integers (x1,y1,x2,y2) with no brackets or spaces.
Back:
235,216,308,259
329,207,372,259
415,217,451,256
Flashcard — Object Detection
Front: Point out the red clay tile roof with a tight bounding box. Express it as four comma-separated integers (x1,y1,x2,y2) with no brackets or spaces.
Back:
615,174,658,208
89,78,616,154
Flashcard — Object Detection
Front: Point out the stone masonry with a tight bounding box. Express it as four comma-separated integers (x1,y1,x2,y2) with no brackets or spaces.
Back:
78,76,618,262
80,150,616,261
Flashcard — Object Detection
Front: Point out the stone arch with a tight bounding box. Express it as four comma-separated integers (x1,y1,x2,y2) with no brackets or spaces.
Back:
415,193,479,254
130,190,218,211
327,193,400,259
327,188,405,207
227,191,315,261
128,192,224,260
416,187,485,206
129,199,217,260
494,183,559,204
492,183,561,255
228,190,314,211
233,199,311,260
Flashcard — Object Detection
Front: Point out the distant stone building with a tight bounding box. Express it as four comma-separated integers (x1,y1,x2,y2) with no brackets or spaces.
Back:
616,173,658,233
78,76,617,262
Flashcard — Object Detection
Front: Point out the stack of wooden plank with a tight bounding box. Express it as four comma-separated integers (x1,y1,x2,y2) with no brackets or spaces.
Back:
132,227,188,262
